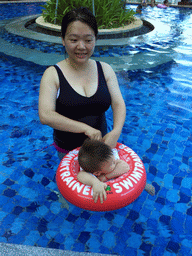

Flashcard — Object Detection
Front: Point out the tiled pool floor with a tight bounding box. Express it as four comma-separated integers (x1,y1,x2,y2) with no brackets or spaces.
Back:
0,2,192,256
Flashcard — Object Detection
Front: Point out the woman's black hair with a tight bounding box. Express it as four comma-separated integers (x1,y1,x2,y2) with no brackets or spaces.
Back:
61,7,98,38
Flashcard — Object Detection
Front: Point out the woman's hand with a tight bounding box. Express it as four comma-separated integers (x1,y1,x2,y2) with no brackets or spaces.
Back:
84,127,102,141
103,130,119,148
92,180,107,203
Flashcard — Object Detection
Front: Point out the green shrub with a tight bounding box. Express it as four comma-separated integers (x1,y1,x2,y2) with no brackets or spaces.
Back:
42,0,135,29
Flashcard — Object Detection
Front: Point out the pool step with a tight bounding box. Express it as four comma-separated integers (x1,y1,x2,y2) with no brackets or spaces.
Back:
0,243,111,256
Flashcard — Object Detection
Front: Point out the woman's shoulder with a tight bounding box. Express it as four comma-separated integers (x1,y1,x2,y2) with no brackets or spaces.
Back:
99,61,115,79
43,65,57,75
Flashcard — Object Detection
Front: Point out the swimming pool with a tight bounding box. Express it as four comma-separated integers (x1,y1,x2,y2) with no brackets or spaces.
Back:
0,2,192,256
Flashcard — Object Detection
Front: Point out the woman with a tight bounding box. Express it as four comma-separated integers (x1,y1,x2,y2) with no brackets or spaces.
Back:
39,7,126,203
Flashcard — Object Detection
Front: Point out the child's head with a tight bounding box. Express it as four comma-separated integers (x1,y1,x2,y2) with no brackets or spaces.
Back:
78,139,113,175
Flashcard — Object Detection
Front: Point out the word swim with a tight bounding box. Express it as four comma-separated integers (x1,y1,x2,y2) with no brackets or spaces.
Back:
58,148,144,195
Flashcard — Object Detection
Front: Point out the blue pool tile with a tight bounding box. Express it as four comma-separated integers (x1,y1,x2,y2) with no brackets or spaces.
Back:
164,174,174,188
132,222,144,235
185,216,192,233
75,218,86,228
159,215,171,225
87,235,100,249
155,196,166,205
36,235,50,247
50,201,61,215
2,201,15,213
186,207,192,216
126,233,142,248
66,213,78,223
10,218,25,233
166,240,180,254
23,231,40,245
80,211,91,220
171,218,184,235
161,205,174,216
3,188,17,198
103,231,116,248
12,206,23,216
178,191,191,203
166,189,179,203
127,210,139,221
181,177,192,189
98,218,111,231
19,187,38,200
36,205,49,217
175,203,188,213
178,245,191,256
140,242,153,253
123,247,137,256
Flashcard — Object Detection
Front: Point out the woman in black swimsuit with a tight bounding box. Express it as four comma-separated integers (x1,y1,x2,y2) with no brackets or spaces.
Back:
39,7,126,203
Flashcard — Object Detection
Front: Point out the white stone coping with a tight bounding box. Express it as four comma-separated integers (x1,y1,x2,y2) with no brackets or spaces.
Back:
35,15,143,36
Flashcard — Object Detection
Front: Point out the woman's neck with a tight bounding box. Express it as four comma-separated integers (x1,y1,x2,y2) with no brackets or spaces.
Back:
65,58,91,72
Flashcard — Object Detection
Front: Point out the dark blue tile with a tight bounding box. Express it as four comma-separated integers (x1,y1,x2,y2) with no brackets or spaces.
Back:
41,177,50,186
12,206,23,215
66,213,78,223
155,197,165,205
149,166,157,175
48,239,60,249
166,241,180,253
178,192,191,203
127,210,139,221
78,231,90,243
80,211,91,220
186,207,192,216
3,179,15,186
37,218,48,234
104,212,114,221
159,215,171,225
133,223,144,235
173,176,182,186
140,242,153,252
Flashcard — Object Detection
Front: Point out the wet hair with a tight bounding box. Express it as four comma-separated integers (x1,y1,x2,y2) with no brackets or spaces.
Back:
137,4,142,10
61,7,98,39
78,139,113,173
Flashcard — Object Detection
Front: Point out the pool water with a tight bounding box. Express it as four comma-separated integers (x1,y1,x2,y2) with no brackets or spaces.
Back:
0,3,192,256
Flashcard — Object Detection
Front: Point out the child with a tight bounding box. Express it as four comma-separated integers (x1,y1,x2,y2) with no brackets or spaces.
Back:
77,139,155,203
136,4,142,14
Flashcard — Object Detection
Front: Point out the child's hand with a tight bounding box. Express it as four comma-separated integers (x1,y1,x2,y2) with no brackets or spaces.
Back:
92,181,107,204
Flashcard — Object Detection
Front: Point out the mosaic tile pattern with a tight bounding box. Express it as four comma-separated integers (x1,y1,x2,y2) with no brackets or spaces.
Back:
0,2,192,256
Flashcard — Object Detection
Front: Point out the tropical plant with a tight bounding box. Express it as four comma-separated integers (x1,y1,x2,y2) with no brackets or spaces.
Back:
42,0,135,29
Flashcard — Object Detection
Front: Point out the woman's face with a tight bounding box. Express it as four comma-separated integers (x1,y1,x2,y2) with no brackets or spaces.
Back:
62,21,96,65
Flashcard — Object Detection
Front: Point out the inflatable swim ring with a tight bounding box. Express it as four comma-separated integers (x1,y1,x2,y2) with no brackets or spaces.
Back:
157,4,167,8
56,142,146,211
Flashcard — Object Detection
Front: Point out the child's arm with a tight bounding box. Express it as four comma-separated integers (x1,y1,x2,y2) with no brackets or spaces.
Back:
100,160,130,181
77,171,107,203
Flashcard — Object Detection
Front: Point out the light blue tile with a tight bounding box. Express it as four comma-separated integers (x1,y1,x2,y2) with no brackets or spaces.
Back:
166,189,180,203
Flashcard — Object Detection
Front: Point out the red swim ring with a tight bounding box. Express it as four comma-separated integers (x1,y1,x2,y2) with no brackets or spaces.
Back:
56,142,146,211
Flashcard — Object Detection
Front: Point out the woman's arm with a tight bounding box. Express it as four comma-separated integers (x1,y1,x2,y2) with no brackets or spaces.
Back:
38,66,102,140
77,171,107,203
101,62,126,148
